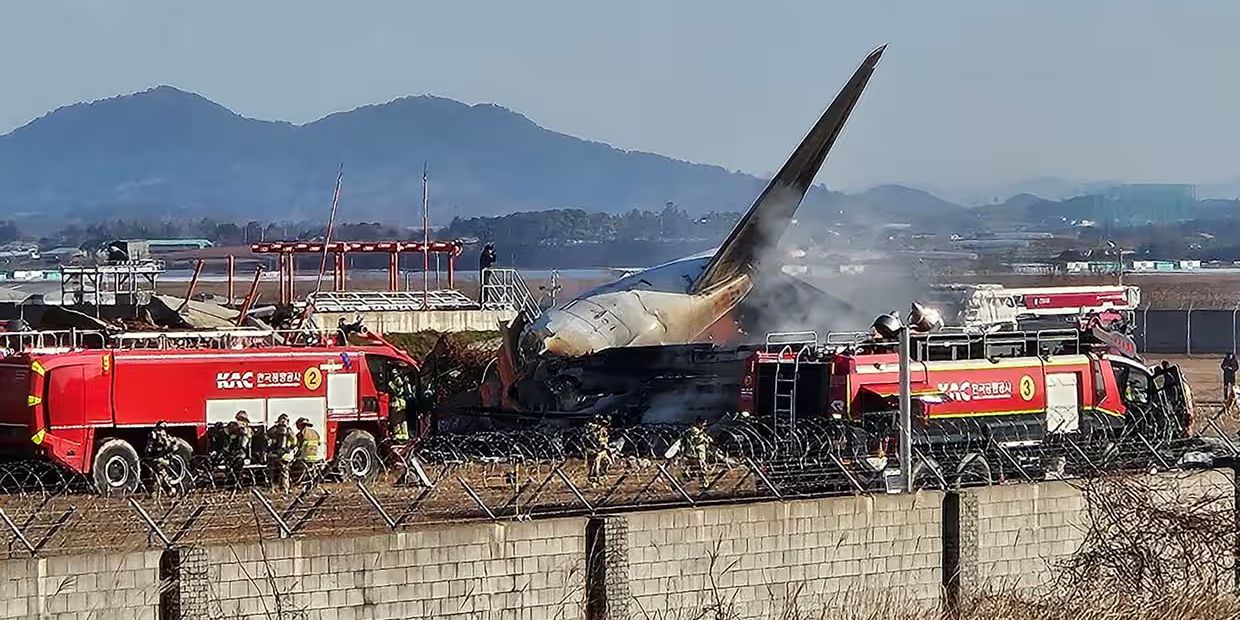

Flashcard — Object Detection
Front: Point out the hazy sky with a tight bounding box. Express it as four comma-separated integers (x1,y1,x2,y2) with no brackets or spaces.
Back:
1,1,1236,194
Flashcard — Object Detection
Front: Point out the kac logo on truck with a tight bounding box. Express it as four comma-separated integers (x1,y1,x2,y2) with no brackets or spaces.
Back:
216,370,307,390
216,371,255,390
937,380,1013,402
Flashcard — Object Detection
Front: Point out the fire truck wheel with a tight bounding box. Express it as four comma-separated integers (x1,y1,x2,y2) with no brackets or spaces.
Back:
166,438,197,493
339,430,380,481
93,439,141,495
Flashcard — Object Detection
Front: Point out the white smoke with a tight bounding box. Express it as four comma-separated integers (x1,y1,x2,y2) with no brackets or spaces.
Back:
739,197,934,339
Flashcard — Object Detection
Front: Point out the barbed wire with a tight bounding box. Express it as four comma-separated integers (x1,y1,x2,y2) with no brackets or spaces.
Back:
0,405,1233,560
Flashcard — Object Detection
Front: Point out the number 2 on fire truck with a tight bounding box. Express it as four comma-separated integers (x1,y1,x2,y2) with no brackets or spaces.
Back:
303,367,323,391
1019,375,1036,401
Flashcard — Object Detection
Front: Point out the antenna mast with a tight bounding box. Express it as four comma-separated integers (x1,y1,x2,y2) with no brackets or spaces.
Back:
422,163,430,309
314,164,344,296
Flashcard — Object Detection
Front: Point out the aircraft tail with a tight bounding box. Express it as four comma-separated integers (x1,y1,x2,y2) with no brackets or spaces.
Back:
691,45,885,294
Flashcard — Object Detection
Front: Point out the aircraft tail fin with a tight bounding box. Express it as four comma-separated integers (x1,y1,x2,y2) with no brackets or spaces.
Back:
691,45,885,294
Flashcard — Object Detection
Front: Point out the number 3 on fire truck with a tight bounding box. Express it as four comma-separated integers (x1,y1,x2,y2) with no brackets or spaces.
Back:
303,367,323,391
1019,375,1036,401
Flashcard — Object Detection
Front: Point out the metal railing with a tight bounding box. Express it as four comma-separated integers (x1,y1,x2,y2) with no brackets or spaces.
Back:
305,290,480,313
0,328,370,353
481,268,541,320
0,330,108,352
764,331,817,352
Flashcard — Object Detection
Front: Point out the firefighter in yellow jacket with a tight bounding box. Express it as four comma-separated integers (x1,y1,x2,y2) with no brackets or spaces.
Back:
583,414,613,484
294,417,324,482
266,414,297,493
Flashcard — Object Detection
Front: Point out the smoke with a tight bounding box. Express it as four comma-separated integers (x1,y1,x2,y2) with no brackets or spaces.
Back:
737,194,936,339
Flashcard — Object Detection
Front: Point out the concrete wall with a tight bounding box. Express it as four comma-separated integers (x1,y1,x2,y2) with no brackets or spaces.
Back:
315,309,515,333
0,471,1233,619
200,518,586,620
957,481,1087,594
955,469,1234,596
608,492,944,620
0,549,162,620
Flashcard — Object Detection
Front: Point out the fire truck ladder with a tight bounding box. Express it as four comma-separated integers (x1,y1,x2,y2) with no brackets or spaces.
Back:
765,332,818,437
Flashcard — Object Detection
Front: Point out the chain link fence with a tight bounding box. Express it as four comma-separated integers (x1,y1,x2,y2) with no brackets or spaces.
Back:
0,407,1235,561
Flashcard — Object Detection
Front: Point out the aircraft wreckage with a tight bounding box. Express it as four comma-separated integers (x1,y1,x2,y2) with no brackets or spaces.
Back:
459,46,888,425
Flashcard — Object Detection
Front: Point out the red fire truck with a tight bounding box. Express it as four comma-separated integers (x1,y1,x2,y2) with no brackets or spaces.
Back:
0,329,423,493
739,319,1194,487
734,283,1190,486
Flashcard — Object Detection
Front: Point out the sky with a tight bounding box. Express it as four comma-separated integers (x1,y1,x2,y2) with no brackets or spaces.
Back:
1,1,1237,198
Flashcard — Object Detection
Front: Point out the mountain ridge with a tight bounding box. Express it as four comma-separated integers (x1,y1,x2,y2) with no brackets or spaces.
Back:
0,86,971,225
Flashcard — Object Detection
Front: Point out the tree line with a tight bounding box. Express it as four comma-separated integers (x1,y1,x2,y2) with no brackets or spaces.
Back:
440,203,741,245
17,204,743,250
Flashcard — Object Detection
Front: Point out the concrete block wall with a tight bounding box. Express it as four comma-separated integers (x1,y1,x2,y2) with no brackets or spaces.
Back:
199,517,586,620
614,491,945,620
956,469,1236,596
957,480,1087,594
0,470,1233,619
0,549,163,620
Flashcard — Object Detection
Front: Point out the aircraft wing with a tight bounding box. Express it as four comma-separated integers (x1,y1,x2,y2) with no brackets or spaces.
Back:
691,45,886,295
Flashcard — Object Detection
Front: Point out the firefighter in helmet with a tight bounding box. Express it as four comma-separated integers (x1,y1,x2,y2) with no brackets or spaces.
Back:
295,417,324,482
583,414,613,484
228,411,254,474
685,417,714,483
144,420,177,496
387,369,413,442
206,421,229,469
266,414,297,494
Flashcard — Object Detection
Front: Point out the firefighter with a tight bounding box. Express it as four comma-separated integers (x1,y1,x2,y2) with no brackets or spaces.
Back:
1223,353,1239,407
144,421,177,496
229,411,254,472
334,316,367,346
685,417,713,483
479,242,497,303
266,414,297,494
387,370,413,442
583,414,613,484
206,421,229,469
295,417,324,481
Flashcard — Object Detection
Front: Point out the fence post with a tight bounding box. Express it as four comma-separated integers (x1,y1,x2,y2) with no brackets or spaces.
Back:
1141,306,1148,354
1187,303,1195,356
1232,305,1239,355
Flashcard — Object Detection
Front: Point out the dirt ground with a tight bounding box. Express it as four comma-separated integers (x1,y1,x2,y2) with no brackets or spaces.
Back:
1157,354,1240,437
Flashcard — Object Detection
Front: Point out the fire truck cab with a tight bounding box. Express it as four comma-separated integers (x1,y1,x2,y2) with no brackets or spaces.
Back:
0,329,424,493
740,326,1192,486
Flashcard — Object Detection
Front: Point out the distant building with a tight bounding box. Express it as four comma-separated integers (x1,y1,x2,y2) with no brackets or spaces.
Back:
1095,184,1197,224
1065,261,1121,274
1008,262,1056,275
1130,260,1184,272
42,247,85,261
144,239,214,252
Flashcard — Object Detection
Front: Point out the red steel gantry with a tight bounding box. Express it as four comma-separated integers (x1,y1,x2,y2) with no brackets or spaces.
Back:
250,240,464,306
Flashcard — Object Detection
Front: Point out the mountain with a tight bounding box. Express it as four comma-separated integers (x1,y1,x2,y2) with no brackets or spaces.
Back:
836,184,967,221
925,176,1120,206
1,86,862,223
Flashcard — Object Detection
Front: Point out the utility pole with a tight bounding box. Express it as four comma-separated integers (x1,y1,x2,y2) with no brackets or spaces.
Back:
898,323,913,493
422,163,430,309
